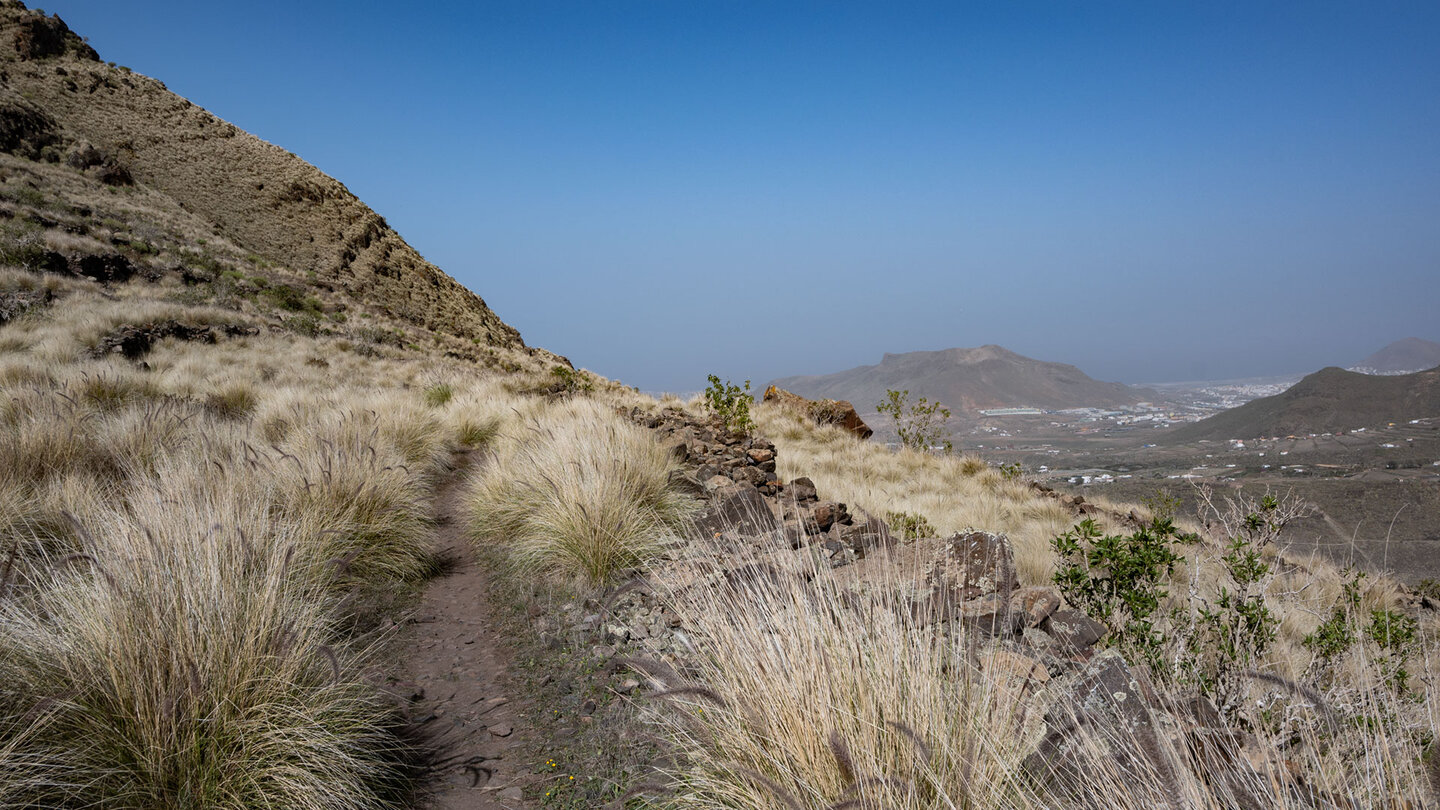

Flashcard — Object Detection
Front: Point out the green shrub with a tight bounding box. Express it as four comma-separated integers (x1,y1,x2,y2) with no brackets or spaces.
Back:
260,283,322,314
1052,516,1193,669
884,510,936,541
551,365,593,394
877,388,952,452
702,375,753,435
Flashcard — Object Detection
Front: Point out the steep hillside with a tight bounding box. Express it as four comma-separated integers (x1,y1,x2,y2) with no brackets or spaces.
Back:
1166,364,1440,442
0,2,524,352
1355,337,1440,374
768,344,1156,419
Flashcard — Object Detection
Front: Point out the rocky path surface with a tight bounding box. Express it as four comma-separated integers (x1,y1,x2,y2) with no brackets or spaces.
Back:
390,451,536,810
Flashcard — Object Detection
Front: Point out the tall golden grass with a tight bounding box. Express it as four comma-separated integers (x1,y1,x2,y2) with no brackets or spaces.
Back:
644,527,1436,809
0,312,518,806
466,397,697,586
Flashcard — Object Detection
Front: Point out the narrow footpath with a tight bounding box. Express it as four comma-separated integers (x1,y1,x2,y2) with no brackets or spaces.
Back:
389,451,536,809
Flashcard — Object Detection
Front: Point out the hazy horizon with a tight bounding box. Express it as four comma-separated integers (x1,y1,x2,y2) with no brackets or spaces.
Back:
43,1,1440,391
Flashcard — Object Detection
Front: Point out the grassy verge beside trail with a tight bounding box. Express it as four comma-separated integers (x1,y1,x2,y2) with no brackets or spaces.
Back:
0,321,517,807
467,396,697,587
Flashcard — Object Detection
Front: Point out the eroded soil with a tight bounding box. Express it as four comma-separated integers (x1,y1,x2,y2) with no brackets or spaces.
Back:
389,452,537,809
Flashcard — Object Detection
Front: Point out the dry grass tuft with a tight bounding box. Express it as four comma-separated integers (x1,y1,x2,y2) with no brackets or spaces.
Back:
466,397,696,586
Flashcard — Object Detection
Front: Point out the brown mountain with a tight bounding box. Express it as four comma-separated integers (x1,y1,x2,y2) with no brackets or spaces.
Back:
1355,338,1440,375
1166,365,1440,442
767,345,1156,419
0,3,523,350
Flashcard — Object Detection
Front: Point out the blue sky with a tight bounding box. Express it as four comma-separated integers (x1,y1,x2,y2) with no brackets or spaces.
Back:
44,1,1440,390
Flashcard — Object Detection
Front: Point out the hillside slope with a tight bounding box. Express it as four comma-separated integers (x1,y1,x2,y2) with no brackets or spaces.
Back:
0,2,522,350
1166,364,1440,441
768,344,1156,419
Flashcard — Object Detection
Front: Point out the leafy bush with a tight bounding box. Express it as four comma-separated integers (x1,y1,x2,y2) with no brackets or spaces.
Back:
702,375,753,435
260,283,323,314
1052,516,1193,669
1305,568,1421,694
876,388,952,452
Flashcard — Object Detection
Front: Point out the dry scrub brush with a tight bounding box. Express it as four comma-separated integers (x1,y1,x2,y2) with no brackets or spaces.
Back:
0,331,516,806
639,527,1439,809
467,397,697,586
645,539,1041,810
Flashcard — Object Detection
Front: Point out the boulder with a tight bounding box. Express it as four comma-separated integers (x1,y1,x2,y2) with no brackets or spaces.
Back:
1041,608,1107,654
1024,650,1182,809
688,483,781,541
763,385,873,439
787,476,819,503
1012,586,1062,628
957,594,1022,638
928,530,1017,604
835,511,894,556
729,465,768,488
812,501,848,533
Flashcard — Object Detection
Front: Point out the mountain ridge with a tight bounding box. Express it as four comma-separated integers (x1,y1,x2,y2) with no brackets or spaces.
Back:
0,1,527,353
1354,337,1440,375
769,344,1157,419
1165,364,1440,442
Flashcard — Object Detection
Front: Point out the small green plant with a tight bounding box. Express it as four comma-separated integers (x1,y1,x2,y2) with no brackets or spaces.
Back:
283,313,323,337
1173,490,1308,718
884,510,936,542
260,283,323,314
551,365,593,394
1303,568,1420,695
703,375,753,435
423,383,453,407
1142,489,1183,521
876,389,952,452
1367,608,1419,694
1052,516,1194,670
1304,568,1364,668
996,461,1023,481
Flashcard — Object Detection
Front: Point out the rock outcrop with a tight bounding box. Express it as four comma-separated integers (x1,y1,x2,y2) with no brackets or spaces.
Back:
763,385,873,439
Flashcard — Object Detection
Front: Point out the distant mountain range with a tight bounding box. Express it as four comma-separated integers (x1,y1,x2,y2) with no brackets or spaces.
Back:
767,345,1156,419
1166,365,1440,442
1353,338,1440,375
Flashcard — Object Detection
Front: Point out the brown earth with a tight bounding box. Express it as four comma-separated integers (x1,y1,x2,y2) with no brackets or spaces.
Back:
388,452,536,809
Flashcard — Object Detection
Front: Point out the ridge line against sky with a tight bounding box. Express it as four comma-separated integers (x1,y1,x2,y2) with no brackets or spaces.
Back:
40,0,1440,391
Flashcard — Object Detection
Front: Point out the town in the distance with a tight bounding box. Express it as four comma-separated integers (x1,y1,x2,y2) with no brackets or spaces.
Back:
767,337,1440,583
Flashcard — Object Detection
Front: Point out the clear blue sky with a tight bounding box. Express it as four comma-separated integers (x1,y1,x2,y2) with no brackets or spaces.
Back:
44,1,1440,390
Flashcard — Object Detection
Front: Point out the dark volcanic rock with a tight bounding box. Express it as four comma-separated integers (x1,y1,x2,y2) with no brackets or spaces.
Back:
928,530,1017,603
1025,651,1181,809
89,320,259,360
689,483,781,541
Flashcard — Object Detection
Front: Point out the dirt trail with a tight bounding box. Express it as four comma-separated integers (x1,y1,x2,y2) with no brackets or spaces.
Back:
389,451,536,809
